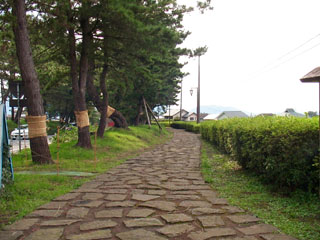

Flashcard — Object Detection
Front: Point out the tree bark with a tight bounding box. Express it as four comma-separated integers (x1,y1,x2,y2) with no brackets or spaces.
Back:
67,3,92,148
135,98,143,125
12,0,52,164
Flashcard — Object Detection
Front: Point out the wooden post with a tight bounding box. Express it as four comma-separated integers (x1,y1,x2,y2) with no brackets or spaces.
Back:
143,97,151,128
56,127,60,175
145,102,162,130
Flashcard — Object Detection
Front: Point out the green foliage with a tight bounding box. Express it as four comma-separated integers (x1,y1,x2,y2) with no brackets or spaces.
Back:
171,121,200,133
13,125,171,173
200,117,319,193
0,174,89,229
201,141,320,240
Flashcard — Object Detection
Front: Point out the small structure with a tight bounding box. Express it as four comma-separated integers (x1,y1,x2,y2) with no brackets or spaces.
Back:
257,113,275,117
183,112,197,121
204,113,219,121
162,109,188,120
278,108,304,118
216,111,248,120
199,113,209,121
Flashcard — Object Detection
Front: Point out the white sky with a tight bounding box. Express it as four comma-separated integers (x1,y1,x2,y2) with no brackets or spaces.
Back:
177,0,320,114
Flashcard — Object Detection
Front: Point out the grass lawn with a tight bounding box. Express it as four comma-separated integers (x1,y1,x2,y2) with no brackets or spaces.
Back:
201,140,320,240
0,125,171,229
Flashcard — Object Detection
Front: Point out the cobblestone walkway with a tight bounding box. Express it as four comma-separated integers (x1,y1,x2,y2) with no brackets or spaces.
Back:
1,129,297,240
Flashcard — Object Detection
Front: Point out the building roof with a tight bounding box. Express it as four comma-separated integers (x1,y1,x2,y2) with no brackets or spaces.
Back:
300,66,320,82
200,113,209,119
278,108,304,117
162,109,186,117
204,113,219,120
217,111,248,119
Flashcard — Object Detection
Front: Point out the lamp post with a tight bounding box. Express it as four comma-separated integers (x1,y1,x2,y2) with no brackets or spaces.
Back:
300,66,320,198
192,46,208,124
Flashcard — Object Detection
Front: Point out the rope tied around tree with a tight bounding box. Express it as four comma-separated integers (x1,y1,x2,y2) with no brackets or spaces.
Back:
107,106,115,118
26,115,47,138
74,110,90,128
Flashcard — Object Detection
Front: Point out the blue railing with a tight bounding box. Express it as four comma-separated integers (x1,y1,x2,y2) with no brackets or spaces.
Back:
0,104,14,189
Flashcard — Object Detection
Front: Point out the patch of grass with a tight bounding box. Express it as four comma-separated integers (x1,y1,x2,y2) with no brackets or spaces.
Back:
0,174,90,229
201,140,320,240
12,125,170,173
0,125,171,229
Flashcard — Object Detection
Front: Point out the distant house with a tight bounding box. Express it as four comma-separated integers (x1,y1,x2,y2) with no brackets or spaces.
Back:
163,109,188,120
161,109,209,122
278,108,304,118
257,113,275,117
199,113,209,121
204,113,219,121
183,112,197,121
216,111,248,120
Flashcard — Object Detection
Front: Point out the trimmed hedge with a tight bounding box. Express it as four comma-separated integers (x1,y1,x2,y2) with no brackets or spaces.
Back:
173,118,319,192
201,117,319,192
171,121,200,133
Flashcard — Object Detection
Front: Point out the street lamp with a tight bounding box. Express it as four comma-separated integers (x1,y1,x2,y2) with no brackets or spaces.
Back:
300,66,320,198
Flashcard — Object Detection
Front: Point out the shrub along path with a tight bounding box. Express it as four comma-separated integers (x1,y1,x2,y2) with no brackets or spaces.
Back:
0,129,296,240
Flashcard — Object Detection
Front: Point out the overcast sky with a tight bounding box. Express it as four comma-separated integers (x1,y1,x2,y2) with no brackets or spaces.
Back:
177,0,320,114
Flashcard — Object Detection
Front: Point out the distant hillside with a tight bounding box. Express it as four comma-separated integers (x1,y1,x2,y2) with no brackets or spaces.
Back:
190,105,239,114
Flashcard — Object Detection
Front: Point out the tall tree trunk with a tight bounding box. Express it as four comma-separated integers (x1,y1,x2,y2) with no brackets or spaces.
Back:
12,0,52,164
13,106,22,124
87,62,108,138
135,98,143,125
67,3,92,148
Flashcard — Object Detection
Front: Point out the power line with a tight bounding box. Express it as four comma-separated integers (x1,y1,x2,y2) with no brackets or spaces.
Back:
250,32,320,79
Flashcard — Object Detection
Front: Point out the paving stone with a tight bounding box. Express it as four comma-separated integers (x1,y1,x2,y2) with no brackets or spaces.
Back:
80,181,103,189
25,228,64,240
0,231,23,240
66,229,112,240
227,215,260,224
140,201,176,211
40,219,80,226
116,229,167,240
82,193,105,200
148,190,166,195
131,189,145,194
124,218,164,227
105,194,127,201
127,179,143,185
171,190,197,195
191,207,226,215
157,223,195,237
66,207,89,218
260,234,298,240
39,201,68,209
132,194,160,201
222,237,258,240
188,228,237,240
198,215,225,227
179,200,212,208
95,209,123,218
166,195,200,200
4,218,39,230
74,189,103,193
222,206,245,213
54,193,81,201
161,213,193,223
237,224,278,235
28,209,63,218
127,209,155,217
106,201,136,207
80,220,117,230
72,200,104,208
102,189,128,194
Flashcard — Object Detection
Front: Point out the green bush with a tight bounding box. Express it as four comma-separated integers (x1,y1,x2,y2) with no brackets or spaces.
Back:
171,121,200,133
200,117,319,192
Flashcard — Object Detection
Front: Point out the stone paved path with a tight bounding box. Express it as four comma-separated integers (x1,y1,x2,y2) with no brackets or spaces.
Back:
1,129,297,240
